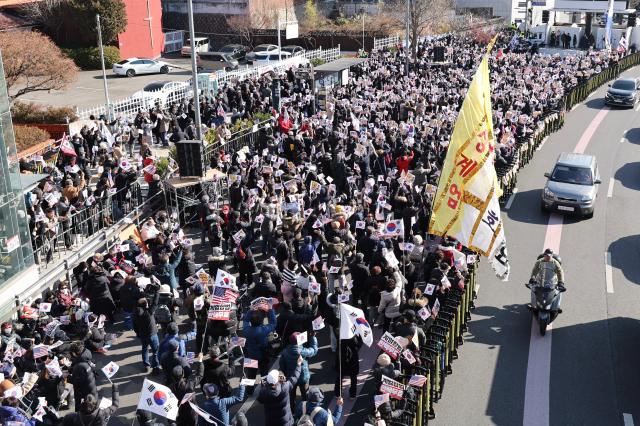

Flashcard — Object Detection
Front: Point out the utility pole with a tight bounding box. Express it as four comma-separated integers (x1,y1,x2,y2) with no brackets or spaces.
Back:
405,0,410,76
362,10,365,51
96,14,111,121
187,0,203,140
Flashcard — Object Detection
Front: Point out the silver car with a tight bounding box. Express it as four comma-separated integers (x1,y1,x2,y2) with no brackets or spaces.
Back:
541,152,601,218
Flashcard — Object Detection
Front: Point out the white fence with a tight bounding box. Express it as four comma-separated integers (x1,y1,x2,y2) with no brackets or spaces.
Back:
75,46,341,120
373,35,400,52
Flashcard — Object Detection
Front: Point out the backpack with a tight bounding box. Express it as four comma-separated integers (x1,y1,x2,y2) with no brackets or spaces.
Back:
154,304,172,324
297,402,328,426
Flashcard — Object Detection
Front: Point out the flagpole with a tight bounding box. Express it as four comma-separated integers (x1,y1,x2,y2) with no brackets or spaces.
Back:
337,300,342,398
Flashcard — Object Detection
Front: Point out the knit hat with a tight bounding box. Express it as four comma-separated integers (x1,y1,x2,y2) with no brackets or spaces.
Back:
171,365,183,379
203,383,219,397
167,322,179,335
167,340,179,353
265,370,280,385
377,353,391,367
307,387,324,403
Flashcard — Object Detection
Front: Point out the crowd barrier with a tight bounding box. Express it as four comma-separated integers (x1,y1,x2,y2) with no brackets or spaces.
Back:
498,50,640,202
392,260,477,425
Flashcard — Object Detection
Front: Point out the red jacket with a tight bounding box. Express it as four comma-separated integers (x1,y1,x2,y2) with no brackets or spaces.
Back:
396,151,414,174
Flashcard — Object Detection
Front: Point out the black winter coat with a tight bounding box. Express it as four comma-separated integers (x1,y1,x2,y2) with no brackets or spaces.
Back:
133,292,159,339
71,350,96,397
86,269,116,316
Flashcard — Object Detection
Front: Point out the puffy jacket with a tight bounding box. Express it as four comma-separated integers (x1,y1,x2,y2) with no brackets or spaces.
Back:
158,333,186,361
200,385,245,426
294,400,343,426
86,269,116,316
154,250,184,290
160,351,190,385
257,364,301,426
378,286,403,319
243,309,276,360
62,384,119,426
133,292,159,338
0,406,35,425
119,280,142,311
70,349,97,397
201,358,233,397
279,336,318,385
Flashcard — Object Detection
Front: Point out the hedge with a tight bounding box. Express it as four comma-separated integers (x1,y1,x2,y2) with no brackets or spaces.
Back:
63,46,121,70
14,126,51,152
11,101,78,124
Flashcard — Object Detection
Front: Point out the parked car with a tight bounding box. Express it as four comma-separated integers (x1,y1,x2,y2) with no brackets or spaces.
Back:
113,58,171,77
181,37,210,57
218,44,249,61
246,44,280,63
253,51,292,64
605,78,639,107
130,81,191,110
196,53,239,71
281,45,305,56
541,152,601,218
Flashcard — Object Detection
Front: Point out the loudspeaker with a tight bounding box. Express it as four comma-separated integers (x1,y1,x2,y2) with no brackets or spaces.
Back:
433,46,445,62
629,13,636,27
542,10,549,23
175,140,204,177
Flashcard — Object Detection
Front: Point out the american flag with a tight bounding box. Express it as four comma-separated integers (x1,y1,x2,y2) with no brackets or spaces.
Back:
32,344,49,359
243,358,258,369
211,286,238,304
408,374,427,387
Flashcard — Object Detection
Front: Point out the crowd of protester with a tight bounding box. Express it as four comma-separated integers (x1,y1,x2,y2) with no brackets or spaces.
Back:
3,30,629,425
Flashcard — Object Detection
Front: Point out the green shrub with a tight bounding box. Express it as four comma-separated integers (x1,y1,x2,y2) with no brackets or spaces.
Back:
311,58,326,67
253,111,272,122
63,46,121,70
14,126,51,152
11,101,77,124
155,157,170,178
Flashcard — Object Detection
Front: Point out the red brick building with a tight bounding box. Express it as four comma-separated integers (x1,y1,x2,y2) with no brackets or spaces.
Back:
117,0,164,59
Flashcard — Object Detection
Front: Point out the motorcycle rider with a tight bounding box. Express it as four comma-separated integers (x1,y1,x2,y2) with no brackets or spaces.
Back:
529,248,565,313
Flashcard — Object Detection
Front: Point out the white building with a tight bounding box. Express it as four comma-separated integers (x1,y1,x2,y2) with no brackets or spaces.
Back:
454,0,527,24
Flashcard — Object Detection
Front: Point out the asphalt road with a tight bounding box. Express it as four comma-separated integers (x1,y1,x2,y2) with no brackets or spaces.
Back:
15,57,193,110
433,66,640,426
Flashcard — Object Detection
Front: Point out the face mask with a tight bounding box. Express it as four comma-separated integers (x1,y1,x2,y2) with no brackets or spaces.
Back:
3,328,11,335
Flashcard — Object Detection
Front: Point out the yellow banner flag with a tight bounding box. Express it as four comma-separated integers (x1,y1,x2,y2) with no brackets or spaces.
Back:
427,49,510,280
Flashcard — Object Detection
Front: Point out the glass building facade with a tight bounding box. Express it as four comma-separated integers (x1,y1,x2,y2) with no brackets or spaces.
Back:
0,51,34,289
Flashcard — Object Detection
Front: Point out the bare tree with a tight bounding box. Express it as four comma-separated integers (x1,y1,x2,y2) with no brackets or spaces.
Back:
0,31,78,103
21,0,69,40
385,0,453,59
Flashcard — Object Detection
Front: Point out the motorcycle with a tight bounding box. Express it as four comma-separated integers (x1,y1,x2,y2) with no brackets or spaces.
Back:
525,262,566,336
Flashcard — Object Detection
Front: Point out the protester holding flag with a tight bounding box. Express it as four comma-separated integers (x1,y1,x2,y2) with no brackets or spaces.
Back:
280,331,319,408
243,304,277,387
170,353,204,426
201,382,246,426
69,342,98,412
333,335,361,400
133,290,162,375
61,383,119,426
257,358,302,426
378,279,404,331
201,345,234,397
0,397,36,425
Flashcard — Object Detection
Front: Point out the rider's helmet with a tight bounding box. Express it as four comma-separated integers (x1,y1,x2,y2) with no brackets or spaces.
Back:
543,248,554,256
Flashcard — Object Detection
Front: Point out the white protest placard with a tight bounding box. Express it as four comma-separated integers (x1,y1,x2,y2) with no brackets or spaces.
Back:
402,349,416,364
380,375,405,400
101,361,119,379
295,331,308,346
312,316,325,331
207,304,231,321
193,296,204,311
99,397,112,409
241,378,256,387
377,332,403,360
417,306,431,321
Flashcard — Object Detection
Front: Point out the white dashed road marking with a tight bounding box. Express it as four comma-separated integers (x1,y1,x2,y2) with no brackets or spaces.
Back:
607,178,614,198
605,252,614,294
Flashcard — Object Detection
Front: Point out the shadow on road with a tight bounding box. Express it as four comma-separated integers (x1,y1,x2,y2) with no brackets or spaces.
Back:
584,98,607,110
614,162,640,191
624,128,640,144
608,235,640,285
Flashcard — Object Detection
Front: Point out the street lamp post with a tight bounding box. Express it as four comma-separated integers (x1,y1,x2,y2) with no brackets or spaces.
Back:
96,14,111,121
187,0,203,140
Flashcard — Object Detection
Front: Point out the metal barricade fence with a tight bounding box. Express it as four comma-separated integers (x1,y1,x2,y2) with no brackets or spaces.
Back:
31,183,164,271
